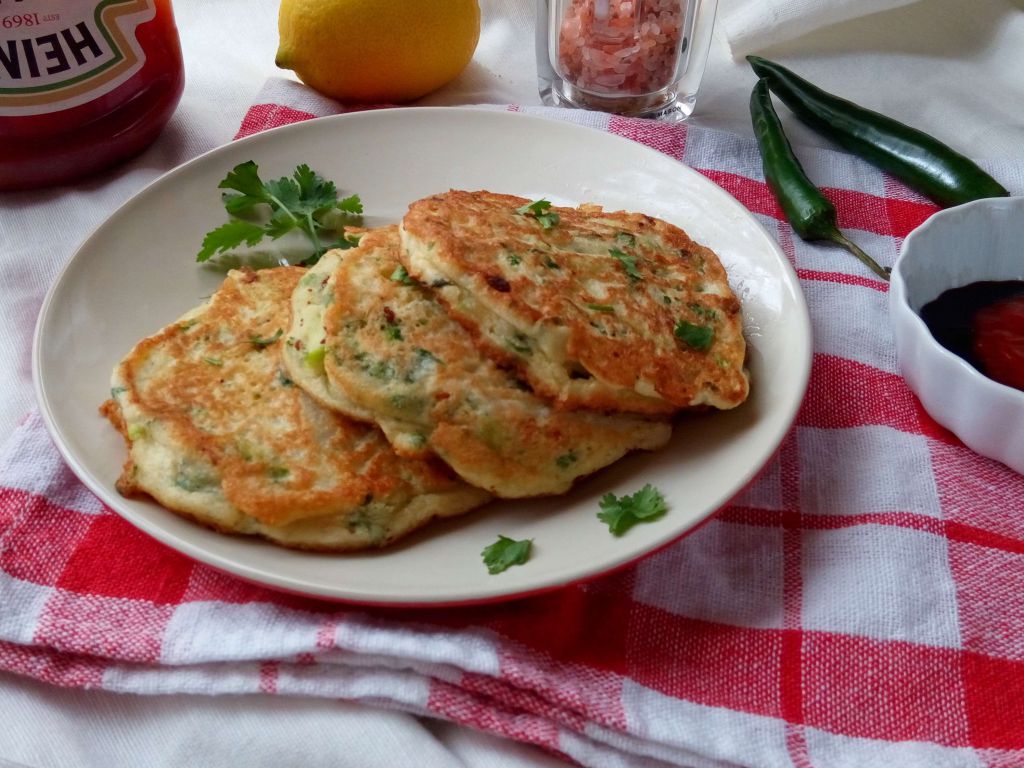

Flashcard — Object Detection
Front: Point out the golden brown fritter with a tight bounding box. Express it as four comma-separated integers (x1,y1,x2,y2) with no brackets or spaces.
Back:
399,190,749,415
310,226,671,497
103,266,489,551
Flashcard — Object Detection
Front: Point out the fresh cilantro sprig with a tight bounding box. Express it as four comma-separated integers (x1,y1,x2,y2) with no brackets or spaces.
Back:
197,161,363,266
517,199,560,229
481,535,532,574
597,483,668,535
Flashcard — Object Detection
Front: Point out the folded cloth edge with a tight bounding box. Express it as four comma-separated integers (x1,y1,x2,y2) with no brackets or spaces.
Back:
719,0,927,57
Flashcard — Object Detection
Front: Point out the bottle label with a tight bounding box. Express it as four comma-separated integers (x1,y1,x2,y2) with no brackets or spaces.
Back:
0,0,155,117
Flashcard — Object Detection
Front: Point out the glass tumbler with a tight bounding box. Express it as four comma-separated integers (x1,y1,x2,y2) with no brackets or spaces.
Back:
536,0,718,122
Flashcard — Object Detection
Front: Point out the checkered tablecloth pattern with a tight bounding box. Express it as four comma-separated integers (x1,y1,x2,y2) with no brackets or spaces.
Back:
3,78,1024,767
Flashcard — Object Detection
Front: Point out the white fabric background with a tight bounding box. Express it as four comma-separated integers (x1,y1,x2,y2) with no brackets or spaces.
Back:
2,0,1023,764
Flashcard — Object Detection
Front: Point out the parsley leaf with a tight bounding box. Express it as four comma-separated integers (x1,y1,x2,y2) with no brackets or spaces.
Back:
517,199,560,229
219,160,268,199
198,161,363,266
586,303,615,313
197,220,266,262
609,248,642,281
674,320,714,350
337,194,363,214
481,535,533,574
597,484,668,535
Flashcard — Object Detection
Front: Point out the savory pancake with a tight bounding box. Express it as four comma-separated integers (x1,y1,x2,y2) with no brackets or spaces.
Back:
311,226,672,498
281,248,377,423
102,266,490,551
399,190,749,415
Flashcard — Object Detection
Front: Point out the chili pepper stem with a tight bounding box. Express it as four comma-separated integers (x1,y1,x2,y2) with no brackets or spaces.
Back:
828,230,891,281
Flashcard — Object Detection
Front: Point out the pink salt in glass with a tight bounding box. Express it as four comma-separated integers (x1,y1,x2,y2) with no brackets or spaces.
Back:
537,0,718,121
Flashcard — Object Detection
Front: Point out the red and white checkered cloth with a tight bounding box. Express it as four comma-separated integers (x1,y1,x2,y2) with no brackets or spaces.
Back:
4,79,1024,767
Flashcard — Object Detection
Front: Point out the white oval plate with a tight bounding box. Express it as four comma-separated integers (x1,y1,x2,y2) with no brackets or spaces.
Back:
34,108,810,606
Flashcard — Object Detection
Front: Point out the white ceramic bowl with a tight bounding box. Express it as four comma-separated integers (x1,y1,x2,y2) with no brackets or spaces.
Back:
890,196,1024,474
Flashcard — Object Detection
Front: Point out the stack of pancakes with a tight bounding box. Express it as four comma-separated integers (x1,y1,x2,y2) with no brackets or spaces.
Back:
102,191,749,551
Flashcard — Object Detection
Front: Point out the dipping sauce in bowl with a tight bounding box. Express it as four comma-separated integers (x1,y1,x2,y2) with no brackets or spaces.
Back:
920,280,1024,392
889,196,1024,475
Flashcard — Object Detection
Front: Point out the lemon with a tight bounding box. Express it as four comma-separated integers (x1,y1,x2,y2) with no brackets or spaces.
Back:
275,0,481,103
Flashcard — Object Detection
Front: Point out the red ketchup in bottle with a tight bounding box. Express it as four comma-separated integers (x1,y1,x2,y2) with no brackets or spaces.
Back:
0,0,184,191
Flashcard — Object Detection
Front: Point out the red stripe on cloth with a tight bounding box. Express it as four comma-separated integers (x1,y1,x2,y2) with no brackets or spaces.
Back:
784,718,813,768
946,523,1024,556
628,610,784,718
802,633,970,746
182,563,286,605
619,616,1000,746
697,170,935,240
459,670,588,733
180,560,343,615
698,170,783,221
259,660,279,694
55,513,194,604
948,541,1024,661
931,439,1024,543
315,621,337,650
885,195,939,237
961,652,1024,749
608,115,687,160
465,575,633,675
234,104,317,139
828,185,935,239
428,679,566,755
0,490,93,586
0,640,106,688
33,590,175,664
492,648,626,733
779,433,810,763
795,268,889,292
797,355,923,432
721,507,948,539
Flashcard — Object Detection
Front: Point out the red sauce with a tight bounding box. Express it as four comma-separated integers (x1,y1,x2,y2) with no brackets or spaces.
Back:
920,280,1024,392
0,0,184,191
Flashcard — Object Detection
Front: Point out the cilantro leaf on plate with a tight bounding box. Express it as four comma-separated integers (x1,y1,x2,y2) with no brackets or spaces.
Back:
198,160,363,267
597,483,668,535
197,220,266,262
218,160,269,200
481,535,533,574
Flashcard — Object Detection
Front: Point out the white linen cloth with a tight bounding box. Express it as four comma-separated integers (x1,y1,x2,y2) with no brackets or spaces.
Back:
719,0,925,56
3,0,1024,765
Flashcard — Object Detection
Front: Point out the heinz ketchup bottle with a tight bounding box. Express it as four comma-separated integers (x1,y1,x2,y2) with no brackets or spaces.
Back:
0,0,184,191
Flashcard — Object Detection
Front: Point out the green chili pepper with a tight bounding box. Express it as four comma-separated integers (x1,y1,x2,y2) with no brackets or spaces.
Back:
748,56,1009,208
750,78,890,281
